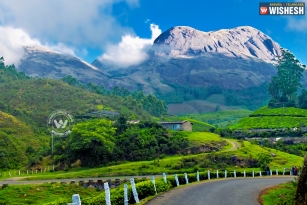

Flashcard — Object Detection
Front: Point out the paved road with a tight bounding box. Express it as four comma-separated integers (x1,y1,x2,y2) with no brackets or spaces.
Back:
146,177,295,205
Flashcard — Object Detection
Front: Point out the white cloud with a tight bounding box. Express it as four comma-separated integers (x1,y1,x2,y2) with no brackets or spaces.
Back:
0,26,76,66
45,43,76,57
286,0,307,32
100,24,162,68
0,0,140,65
0,26,40,66
0,0,139,48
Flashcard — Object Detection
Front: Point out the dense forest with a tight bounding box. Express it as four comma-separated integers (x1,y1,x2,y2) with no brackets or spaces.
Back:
53,117,189,167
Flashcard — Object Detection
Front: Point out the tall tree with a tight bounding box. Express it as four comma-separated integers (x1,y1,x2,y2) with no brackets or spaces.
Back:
66,119,116,166
268,49,304,106
298,89,307,109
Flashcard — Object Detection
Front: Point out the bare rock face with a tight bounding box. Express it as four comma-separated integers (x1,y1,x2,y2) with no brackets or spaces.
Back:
92,26,283,95
18,46,110,86
150,26,281,63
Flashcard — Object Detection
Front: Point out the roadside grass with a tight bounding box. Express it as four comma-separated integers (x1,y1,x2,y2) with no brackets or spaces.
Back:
228,141,303,170
0,183,101,205
5,137,301,181
260,182,296,205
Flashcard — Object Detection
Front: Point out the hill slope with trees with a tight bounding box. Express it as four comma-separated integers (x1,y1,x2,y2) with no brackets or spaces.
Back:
0,111,48,169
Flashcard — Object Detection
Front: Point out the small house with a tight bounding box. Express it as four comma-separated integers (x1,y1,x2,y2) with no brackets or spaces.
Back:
159,120,193,131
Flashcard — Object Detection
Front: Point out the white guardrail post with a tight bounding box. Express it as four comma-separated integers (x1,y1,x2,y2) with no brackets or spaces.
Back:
67,194,81,205
130,178,140,203
244,170,246,177
216,170,219,178
124,184,128,205
151,176,157,195
163,173,167,183
174,174,179,186
104,182,111,205
184,173,189,184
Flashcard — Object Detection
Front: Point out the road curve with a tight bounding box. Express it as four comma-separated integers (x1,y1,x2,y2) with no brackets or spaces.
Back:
224,139,240,151
146,177,295,205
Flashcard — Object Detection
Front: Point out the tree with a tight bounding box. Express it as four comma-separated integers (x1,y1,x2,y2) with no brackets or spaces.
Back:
296,154,307,204
257,152,273,170
0,56,4,67
66,119,116,166
298,89,307,109
268,49,304,106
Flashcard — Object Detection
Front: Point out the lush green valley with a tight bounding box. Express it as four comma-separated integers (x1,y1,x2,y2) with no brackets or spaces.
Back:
1,49,307,205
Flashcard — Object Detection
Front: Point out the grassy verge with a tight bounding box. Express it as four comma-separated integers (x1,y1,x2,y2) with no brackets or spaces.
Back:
259,182,296,205
0,183,101,205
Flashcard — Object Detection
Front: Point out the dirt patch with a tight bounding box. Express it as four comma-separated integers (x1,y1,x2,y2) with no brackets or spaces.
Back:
258,184,282,205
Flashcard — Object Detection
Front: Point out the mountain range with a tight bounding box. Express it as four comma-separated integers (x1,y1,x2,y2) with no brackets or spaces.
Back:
15,25,306,113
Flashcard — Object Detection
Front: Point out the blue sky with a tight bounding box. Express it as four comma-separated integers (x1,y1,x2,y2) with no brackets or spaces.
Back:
115,0,307,64
0,0,306,66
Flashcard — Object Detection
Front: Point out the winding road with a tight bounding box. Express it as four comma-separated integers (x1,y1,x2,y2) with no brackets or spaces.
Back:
0,139,292,205
146,176,295,205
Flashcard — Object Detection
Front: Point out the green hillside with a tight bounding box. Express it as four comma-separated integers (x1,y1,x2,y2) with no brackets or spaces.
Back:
0,62,159,169
0,63,29,83
181,109,252,128
251,106,307,117
230,106,307,129
0,78,152,132
0,111,48,169
186,132,226,148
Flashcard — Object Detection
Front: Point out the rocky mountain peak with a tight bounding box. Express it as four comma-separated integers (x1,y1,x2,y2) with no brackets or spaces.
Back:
151,26,282,63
